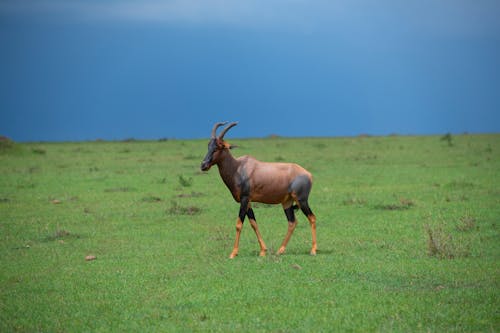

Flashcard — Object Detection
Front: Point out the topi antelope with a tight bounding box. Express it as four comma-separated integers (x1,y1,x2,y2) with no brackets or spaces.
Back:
201,122,317,258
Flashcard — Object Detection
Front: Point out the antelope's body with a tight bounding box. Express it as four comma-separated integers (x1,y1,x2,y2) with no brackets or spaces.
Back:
201,122,317,258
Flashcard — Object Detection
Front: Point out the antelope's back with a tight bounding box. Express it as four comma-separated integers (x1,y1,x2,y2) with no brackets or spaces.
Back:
241,156,311,204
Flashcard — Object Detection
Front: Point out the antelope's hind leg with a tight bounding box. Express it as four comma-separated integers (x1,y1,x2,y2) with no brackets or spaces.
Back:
299,200,317,256
247,207,267,257
277,201,297,255
290,175,317,255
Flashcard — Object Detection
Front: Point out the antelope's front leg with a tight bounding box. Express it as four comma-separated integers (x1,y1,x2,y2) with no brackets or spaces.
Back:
308,213,317,256
229,199,248,259
229,217,243,259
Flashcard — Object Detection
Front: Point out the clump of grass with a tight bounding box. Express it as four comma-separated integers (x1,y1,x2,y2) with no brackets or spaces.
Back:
17,181,36,189
425,224,454,259
28,166,41,174
32,147,46,155
445,180,475,190
399,197,414,207
183,154,198,160
353,154,378,161
141,195,162,203
176,192,204,198
178,175,193,187
43,229,80,242
375,197,414,210
425,224,471,259
168,201,201,215
104,187,135,193
312,143,327,149
456,215,477,232
448,194,469,202
342,196,367,206
209,226,231,242
260,247,282,263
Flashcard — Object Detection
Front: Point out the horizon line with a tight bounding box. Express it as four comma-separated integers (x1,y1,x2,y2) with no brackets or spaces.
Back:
3,131,499,144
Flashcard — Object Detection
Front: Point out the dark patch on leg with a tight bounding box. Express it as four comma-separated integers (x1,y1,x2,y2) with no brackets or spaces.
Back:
239,207,247,222
239,197,249,222
284,206,296,223
299,200,313,217
247,208,256,221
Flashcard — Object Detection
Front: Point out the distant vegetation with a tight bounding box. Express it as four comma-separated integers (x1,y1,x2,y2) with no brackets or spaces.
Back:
0,136,18,153
441,132,454,146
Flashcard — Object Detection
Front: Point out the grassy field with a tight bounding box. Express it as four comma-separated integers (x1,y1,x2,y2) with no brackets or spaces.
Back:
0,134,499,332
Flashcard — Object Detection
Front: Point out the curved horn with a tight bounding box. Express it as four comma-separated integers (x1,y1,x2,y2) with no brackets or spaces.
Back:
218,122,238,140
211,122,228,138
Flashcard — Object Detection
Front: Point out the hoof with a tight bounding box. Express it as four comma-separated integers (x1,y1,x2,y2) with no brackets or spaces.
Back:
277,247,286,255
229,252,238,259
310,249,317,256
259,250,267,257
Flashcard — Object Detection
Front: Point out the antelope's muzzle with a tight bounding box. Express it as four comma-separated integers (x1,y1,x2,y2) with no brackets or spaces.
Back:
200,160,211,171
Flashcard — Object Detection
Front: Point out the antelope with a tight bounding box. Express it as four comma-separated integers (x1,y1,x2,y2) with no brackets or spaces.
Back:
200,122,317,258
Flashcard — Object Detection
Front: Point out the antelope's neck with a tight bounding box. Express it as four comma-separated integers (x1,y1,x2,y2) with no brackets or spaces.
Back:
216,150,241,201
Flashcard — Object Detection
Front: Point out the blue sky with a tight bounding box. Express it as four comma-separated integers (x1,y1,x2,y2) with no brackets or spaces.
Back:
1,1,499,141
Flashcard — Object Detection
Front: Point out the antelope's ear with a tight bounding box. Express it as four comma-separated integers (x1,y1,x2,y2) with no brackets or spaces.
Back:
222,141,236,149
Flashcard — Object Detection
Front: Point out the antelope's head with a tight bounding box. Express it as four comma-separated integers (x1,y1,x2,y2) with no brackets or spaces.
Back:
200,122,238,171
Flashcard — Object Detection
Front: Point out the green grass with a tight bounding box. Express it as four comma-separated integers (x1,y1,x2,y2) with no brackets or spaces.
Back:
1,134,499,332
